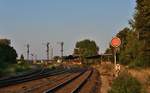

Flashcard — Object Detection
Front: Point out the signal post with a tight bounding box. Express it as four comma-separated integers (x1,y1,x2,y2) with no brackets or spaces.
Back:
111,37,121,77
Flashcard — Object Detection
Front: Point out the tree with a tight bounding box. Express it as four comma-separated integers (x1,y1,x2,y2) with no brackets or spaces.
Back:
118,31,143,65
0,39,10,45
20,54,25,63
0,39,18,68
116,28,130,51
115,0,150,67
53,56,60,61
105,48,112,54
20,54,24,60
74,39,99,57
133,0,150,65
74,39,99,64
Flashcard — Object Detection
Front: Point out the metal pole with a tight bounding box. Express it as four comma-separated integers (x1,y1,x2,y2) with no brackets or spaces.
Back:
114,48,117,66
61,42,63,58
27,44,29,60
46,42,50,61
50,46,53,60
61,42,64,62
114,48,117,77
101,54,102,63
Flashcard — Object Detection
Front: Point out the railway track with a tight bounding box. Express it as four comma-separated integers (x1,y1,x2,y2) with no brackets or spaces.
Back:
79,68,100,93
0,67,78,88
25,73,73,93
25,69,86,93
0,67,100,93
43,68,100,93
0,68,44,87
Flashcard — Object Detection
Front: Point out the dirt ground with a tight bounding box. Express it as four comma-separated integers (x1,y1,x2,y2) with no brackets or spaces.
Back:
94,62,150,93
93,62,114,93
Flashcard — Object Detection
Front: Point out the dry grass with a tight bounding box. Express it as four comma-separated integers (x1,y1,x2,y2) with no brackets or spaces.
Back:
94,62,114,93
128,68,150,93
94,62,150,93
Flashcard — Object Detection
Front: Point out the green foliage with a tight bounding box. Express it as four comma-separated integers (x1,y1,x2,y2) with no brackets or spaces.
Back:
119,31,142,64
0,39,18,76
0,63,31,76
20,54,24,61
102,0,150,68
134,0,150,66
116,0,150,67
14,64,30,73
74,39,99,58
19,54,25,64
118,29,150,68
53,56,61,62
74,39,99,57
134,0,150,33
109,72,142,93
0,39,18,67
116,28,130,51
105,48,112,54
74,39,99,64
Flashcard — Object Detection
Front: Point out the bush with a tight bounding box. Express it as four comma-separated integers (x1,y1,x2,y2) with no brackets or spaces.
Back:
128,56,150,69
14,64,31,73
109,72,142,93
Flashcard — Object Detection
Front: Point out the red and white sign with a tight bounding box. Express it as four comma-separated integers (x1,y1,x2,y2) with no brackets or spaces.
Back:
111,37,121,47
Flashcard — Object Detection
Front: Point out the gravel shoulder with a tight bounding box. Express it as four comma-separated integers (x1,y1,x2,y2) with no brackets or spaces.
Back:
93,62,114,93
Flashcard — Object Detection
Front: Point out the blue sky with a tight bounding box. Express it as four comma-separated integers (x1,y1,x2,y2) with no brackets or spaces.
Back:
0,0,136,59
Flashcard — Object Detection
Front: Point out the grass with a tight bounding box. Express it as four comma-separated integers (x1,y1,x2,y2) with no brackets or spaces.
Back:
128,68,150,93
0,62,32,77
108,71,142,93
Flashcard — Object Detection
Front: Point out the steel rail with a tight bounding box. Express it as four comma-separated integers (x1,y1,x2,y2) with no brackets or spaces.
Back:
0,68,71,88
43,68,91,93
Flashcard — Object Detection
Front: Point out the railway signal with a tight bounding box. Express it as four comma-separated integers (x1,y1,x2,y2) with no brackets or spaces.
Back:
111,37,121,48
43,42,52,61
111,37,121,77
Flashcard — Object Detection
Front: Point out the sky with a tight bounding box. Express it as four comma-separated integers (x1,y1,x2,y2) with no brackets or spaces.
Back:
0,0,136,59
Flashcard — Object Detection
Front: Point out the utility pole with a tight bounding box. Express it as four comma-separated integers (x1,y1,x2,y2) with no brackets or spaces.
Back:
50,45,53,60
61,42,64,59
27,44,30,60
31,53,34,61
46,42,50,61
58,42,64,62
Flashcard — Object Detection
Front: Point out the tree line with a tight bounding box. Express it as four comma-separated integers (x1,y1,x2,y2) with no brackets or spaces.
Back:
0,39,17,68
105,0,150,68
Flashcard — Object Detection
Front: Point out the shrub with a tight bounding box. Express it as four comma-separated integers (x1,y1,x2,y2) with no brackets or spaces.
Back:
128,56,150,69
109,72,141,93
